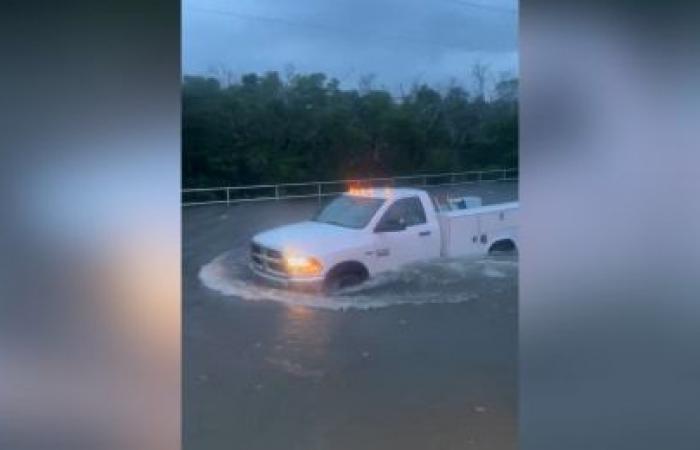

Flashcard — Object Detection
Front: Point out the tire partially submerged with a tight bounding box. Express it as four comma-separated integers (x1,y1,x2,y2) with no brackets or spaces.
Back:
488,239,517,255
323,261,369,293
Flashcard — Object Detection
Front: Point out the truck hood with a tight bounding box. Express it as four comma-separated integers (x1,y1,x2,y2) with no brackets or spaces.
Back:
252,221,363,256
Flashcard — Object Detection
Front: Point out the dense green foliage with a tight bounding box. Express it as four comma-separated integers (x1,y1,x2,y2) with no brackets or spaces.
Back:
183,72,517,188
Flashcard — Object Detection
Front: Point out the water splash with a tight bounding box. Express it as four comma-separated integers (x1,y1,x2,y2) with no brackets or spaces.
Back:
199,250,517,311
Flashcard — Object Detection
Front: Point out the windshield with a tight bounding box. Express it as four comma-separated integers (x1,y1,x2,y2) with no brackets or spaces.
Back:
313,195,385,229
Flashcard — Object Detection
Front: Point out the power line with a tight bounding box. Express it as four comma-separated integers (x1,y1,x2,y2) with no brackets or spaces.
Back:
185,5,512,52
446,0,517,14
186,6,339,35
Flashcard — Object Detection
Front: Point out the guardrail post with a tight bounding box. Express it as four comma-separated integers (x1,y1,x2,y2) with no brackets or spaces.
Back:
317,183,322,204
422,176,427,186
275,185,279,201
226,188,230,205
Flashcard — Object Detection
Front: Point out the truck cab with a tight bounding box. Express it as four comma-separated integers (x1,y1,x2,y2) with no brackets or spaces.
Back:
250,188,440,291
362,188,442,274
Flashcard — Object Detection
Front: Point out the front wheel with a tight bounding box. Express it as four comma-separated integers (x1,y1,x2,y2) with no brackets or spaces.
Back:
324,271,366,293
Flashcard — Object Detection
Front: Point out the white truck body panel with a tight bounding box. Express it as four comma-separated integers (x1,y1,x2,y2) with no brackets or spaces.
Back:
438,202,519,258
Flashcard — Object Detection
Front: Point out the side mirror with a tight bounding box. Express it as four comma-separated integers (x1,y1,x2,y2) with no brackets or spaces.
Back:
374,217,406,233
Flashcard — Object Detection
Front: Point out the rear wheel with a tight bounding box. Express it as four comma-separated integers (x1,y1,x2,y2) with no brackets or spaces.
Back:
488,239,517,255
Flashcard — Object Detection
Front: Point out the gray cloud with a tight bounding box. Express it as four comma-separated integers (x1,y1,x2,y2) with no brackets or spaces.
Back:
183,0,517,92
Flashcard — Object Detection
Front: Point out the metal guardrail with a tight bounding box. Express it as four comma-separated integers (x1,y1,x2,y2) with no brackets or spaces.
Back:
182,167,518,206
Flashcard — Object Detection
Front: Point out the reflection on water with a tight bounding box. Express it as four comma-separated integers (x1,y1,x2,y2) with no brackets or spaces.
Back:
267,305,331,379
199,248,517,310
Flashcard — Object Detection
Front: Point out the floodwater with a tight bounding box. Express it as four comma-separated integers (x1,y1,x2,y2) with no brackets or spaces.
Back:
200,249,516,310
184,182,518,450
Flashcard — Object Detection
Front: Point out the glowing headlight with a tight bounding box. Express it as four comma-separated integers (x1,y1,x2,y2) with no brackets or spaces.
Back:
284,255,323,276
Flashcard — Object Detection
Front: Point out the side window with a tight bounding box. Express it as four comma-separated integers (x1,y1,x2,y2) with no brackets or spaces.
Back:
381,197,426,227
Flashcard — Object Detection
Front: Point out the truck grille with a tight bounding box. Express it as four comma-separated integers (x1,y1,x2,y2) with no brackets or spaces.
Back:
266,248,282,259
250,241,287,277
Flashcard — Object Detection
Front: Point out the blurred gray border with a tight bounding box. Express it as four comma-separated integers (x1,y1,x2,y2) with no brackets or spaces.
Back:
521,1,700,449
1,2,181,450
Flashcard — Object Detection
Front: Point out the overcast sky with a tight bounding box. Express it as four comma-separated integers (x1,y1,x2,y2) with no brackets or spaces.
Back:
182,0,517,93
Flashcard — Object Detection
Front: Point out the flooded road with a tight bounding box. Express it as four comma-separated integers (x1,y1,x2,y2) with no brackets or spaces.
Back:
184,182,518,450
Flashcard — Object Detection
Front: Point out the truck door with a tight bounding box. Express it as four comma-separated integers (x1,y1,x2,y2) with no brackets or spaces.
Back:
372,196,441,272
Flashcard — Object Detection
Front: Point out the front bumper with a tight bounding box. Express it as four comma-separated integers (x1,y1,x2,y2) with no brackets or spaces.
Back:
249,262,324,291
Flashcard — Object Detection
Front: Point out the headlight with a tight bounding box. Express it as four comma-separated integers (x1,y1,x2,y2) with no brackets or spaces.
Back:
284,255,323,276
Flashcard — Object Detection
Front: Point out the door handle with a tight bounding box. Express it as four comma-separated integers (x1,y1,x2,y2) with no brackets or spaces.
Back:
419,230,431,237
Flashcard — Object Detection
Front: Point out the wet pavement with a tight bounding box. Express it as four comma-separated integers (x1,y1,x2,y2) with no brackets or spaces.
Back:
184,181,518,450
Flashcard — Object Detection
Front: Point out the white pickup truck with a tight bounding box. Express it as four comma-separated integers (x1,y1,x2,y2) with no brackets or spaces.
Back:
250,187,518,292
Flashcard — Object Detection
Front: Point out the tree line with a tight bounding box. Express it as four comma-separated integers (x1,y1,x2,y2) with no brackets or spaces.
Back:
183,70,517,188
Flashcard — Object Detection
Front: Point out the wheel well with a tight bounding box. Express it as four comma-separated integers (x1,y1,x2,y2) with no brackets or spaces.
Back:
488,239,517,254
325,261,369,282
